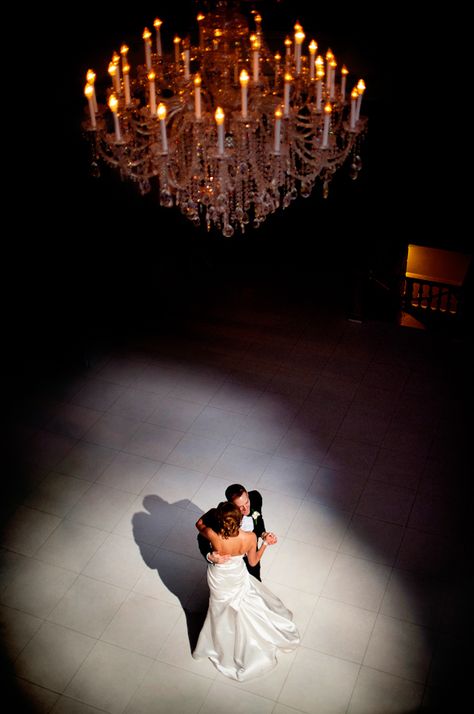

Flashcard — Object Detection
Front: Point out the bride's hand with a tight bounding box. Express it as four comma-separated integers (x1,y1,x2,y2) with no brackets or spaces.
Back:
207,552,231,564
263,532,277,545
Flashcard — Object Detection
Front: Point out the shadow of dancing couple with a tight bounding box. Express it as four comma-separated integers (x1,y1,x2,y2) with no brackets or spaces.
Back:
132,483,300,682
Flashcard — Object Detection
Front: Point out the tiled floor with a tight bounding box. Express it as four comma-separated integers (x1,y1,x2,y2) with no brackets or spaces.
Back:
1,278,470,713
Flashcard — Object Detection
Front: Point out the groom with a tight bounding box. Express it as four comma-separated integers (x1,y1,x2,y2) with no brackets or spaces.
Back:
197,483,277,581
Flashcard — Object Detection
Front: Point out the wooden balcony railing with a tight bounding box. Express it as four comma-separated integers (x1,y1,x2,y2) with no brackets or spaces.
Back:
401,245,472,331
402,276,464,323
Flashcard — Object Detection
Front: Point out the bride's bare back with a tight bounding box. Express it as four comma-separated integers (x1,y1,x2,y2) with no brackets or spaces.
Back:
211,529,256,557
196,519,266,567
196,504,267,568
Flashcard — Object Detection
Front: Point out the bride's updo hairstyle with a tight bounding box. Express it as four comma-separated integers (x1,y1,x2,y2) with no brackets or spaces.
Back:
216,501,242,538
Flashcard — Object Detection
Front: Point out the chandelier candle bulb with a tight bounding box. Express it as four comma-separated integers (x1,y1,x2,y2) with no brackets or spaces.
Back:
174,36,181,66
252,41,259,83
274,52,281,85
148,71,156,116
86,70,97,112
341,65,348,100
114,64,121,94
112,52,121,85
215,106,225,155
108,94,122,141
329,59,337,100
274,107,283,153
184,47,190,80
84,84,96,128
293,23,302,60
108,62,120,94
325,49,333,91
308,40,317,81
120,44,128,64
197,13,205,49
157,103,168,153
316,76,323,111
194,74,202,119
284,73,292,116
294,27,305,76
143,28,152,70
284,37,292,69
123,64,131,105
154,18,163,57
350,87,358,128
356,79,366,120
322,102,332,148
240,69,249,118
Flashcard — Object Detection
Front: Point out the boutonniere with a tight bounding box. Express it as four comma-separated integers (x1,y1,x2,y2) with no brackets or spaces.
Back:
251,511,260,520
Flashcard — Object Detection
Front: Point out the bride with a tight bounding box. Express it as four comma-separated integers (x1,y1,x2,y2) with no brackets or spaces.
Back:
193,501,300,681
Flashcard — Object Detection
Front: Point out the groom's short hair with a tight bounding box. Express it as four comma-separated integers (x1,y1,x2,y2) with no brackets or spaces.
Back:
225,484,247,502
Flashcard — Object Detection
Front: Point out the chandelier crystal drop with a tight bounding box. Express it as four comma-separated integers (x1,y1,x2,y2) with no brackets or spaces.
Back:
83,1,367,237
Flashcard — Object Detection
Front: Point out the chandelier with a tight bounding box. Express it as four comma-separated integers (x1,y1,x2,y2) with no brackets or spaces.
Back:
83,1,367,237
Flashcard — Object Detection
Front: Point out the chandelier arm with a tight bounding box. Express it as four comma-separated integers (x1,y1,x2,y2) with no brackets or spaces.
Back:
94,134,166,182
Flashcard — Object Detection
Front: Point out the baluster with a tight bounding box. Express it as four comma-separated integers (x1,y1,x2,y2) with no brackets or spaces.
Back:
407,279,413,307
422,282,429,309
440,287,447,312
445,287,452,314
416,282,422,308
450,289,458,315
428,283,433,311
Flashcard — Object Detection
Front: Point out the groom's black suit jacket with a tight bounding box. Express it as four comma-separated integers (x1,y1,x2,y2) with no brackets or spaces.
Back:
197,490,266,581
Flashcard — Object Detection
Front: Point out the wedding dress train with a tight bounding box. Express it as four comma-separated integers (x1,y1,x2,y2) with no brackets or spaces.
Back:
193,555,300,681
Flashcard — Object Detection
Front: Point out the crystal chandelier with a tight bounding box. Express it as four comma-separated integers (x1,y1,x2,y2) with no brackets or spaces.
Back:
83,1,367,237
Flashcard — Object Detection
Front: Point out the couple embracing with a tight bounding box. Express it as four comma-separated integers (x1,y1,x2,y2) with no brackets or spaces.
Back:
193,483,300,681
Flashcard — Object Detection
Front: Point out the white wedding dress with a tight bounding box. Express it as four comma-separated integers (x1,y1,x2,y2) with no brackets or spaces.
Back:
193,555,300,681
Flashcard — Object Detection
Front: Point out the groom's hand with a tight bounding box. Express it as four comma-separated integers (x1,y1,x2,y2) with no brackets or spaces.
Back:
263,532,277,545
207,552,231,564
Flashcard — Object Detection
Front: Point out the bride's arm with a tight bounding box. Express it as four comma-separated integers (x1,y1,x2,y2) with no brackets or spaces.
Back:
196,514,232,563
196,512,223,554
196,508,218,537
196,516,217,541
245,532,267,566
